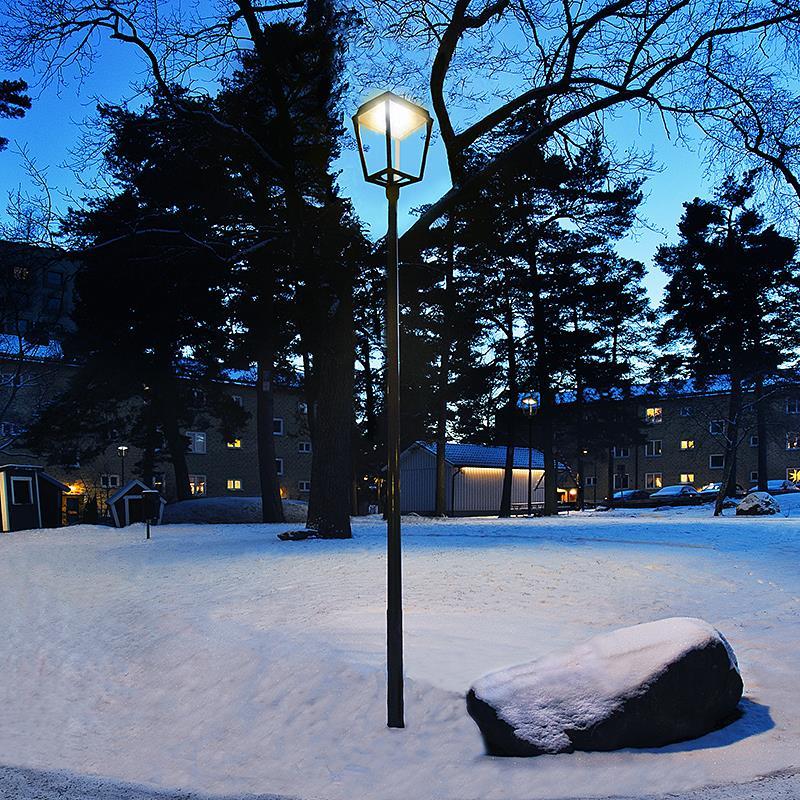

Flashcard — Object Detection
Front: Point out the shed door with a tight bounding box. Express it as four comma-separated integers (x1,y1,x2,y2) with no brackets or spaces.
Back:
126,496,144,524
9,476,39,531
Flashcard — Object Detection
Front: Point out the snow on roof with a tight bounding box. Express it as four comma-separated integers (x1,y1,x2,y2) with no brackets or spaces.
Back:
414,441,548,469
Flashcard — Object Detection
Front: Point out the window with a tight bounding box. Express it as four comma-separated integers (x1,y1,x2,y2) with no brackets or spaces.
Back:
273,418,284,436
13,265,30,281
645,440,662,457
750,434,759,448
298,402,308,415
750,471,759,483
45,270,63,287
227,439,242,449
298,480,311,493
679,406,692,417
298,441,312,453
10,477,33,505
189,474,206,496
680,439,695,450
645,407,663,424
788,468,800,484
611,446,630,458
226,478,242,491
787,398,800,415
709,420,725,435
152,473,165,491
709,454,725,470
680,473,695,485
645,472,663,490
232,395,244,407
787,432,800,450
584,475,597,487
276,458,284,476
100,474,120,489
186,431,207,454
613,473,630,490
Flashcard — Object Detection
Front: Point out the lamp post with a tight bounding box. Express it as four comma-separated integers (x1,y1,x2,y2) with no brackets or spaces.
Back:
520,394,540,516
353,92,433,730
117,445,129,486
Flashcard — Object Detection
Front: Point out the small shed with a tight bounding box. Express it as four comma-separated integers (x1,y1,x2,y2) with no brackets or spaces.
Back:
0,464,69,532
108,480,166,528
398,441,571,516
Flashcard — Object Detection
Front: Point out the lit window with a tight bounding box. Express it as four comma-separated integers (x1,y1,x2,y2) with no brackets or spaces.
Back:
276,458,284,476
709,420,725,435
750,435,759,447
709,454,724,470
679,406,692,417
226,478,242,491
787,398,800,415
152,473,165,490
13,265,29,280
646,407,663,424
298,480,311,493
680,473,695,484
788,468,800,484
10,477,33,505
186,431,207,454
189,474,206,496
298,441,312,453
611,446,630,458
273,418,284,436
585,476,597,487
613,473,630,490
787,432,800,450
645,472,663,489
645,440,662,457
680,440,695,450
227,439,242,449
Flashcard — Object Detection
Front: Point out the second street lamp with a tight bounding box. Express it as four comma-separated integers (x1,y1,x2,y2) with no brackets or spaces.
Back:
353,92,433,730
117,445,129,487
520,394,540,516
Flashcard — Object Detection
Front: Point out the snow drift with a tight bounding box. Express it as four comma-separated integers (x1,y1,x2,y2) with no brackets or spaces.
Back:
467,617,743,756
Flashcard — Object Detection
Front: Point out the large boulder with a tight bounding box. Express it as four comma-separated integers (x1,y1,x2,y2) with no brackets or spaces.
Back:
736,492,780,516
466,617,742,757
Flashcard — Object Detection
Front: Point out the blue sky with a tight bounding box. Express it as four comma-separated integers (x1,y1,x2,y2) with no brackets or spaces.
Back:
1,38,711,304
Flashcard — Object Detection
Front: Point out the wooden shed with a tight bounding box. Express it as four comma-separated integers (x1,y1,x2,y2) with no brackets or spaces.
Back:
0,464,69,532
108,480,166,528
398,442,553,516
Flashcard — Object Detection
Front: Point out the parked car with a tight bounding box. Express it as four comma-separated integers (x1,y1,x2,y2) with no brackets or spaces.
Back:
748,479,800,495
648,484,704,506
611,489,651,502
698,482,746,499
651,484,700,498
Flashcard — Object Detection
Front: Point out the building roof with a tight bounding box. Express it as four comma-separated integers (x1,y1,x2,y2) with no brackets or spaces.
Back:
414,441,547,469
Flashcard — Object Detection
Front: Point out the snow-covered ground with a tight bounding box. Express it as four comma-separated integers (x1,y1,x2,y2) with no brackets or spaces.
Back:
0,502,798,800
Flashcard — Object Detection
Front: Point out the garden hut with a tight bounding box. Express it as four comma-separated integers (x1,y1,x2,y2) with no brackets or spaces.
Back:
108,479,165,527
0,464,69,532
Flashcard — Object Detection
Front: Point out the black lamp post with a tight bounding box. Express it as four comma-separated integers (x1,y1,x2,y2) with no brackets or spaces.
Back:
520,394,540,515
353,91,433,730
117,445,129,486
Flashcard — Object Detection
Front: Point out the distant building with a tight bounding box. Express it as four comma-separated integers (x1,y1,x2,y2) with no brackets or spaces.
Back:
399,441,575,516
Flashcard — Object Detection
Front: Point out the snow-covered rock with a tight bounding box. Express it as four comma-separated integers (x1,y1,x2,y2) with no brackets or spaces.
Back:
162,496,308,524
736,492,780,516
466,617,742,756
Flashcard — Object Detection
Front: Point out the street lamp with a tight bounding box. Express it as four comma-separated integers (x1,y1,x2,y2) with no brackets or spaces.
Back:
520,393,540,516
117,445,129,486
353,91,433,730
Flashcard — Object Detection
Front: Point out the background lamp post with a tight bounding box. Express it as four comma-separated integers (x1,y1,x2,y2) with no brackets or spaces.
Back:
520,394,540,516
117,445,129,486
353,91,433,730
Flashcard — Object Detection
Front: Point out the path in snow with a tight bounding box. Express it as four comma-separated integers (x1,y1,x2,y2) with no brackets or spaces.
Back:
0,506,798,800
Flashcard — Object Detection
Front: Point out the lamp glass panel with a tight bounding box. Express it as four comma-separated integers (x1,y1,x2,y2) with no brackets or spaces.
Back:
357,98,427,140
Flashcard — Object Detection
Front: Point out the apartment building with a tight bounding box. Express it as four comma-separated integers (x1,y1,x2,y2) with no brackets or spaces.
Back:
578,380,800,502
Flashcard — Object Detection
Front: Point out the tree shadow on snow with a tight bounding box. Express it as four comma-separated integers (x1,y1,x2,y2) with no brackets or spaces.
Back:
634,698,774,753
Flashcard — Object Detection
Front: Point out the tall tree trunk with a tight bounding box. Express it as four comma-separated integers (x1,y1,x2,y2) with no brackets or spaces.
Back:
499,299,519,518
714,374,743,516
435,219,455,516
756,373,768,491
607,446,616,506
256,356,285,523
158,377,191,501
306,264,354,538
